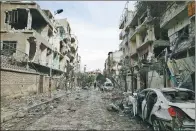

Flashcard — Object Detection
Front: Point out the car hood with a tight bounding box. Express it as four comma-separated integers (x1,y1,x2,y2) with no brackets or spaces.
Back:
169,102,195,120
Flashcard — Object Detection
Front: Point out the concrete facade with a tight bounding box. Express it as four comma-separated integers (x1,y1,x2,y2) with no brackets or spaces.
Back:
1,69,59,100
160,1,195,90
113,1,195,92
0,1,80,75
0,1,81,99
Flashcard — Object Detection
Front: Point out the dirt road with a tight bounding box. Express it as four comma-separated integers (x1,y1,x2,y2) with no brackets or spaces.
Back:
2,88,150,130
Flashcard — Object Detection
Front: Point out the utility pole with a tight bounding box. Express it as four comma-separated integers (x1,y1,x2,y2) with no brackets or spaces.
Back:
131,67,134,95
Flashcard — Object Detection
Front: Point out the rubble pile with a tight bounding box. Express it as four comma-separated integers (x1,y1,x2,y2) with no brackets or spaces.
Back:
104,90,134,118
1,89,66,124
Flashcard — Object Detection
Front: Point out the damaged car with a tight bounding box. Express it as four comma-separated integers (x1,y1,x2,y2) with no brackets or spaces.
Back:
103,82,114,91
131,88,195,131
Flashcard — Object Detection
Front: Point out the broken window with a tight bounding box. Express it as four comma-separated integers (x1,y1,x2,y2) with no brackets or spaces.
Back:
105,83,112,86
5,10,18,24
140,30,147,43
178,25,189,42
5,12,9,23
58,26,65,37
162,91,195,102
1,41,17,56
5,9,29,29
140,11,147,24
48,28,53,37
28,39,36,61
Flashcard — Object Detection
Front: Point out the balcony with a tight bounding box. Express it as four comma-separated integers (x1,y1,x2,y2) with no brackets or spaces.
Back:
70,43,78,52
125,50,130,58
64,55,70,63
129,29,137,41
130,46,137,58
119,36,128,49
119,7,128,29
30,30,53,50
135,17,150,34
160,2,188,29
137,34,154,51
125,11,135,31
6,2,57,31
119,29,127,40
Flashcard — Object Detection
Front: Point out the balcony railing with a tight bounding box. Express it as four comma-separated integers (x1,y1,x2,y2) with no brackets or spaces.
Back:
160,2,188,28
119,29,127,40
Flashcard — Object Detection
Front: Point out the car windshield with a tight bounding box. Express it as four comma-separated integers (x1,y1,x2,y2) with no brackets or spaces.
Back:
105,83,112,86
162,90,195,103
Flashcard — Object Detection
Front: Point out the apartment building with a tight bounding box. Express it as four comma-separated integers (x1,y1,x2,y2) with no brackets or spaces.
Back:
116,1,195,92
118,1,173,92
0,1,80,99
119,2,134,67
160,1,195,90
103,50,123,86
0,1,79,75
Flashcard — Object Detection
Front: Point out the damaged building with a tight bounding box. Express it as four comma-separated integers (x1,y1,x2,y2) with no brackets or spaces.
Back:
118,1,166,91
160,1,195,90
104,50,123,82
0,1,81,99
114,1,195,92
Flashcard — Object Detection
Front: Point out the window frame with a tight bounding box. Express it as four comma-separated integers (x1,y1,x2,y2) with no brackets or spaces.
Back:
1,41,17,56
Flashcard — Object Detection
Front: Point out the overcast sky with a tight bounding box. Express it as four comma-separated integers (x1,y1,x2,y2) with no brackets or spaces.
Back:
37,1,135,71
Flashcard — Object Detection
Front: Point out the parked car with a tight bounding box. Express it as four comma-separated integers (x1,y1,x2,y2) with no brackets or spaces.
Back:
103,82,113,91
131,87,195,131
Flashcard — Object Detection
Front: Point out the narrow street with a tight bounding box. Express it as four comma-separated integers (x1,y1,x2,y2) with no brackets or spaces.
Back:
2,88,150,130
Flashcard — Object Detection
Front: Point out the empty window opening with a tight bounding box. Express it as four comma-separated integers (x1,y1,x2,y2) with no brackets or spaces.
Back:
60,41,64,51
5,10,18,24
160,29,169,40
40,43,46,51
53,52,57,59
5,9,29,30
48,28,53,38
133,75,137,90
178,25,189,42
46,48,52,56
31,10,47,33
59,55,64,61
71,37,75,43
58,26,65,37
140,11,147,24
28,39,36,60
70,57,74,63
140,30,147,43
1,41,17,56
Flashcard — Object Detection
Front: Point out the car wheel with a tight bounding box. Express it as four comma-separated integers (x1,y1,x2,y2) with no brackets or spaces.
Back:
152,117,161,131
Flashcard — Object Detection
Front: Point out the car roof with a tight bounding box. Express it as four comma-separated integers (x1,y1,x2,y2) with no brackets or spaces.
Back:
147,87,193,92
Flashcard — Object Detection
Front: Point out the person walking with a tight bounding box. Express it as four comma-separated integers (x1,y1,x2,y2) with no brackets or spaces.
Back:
94,81,97,89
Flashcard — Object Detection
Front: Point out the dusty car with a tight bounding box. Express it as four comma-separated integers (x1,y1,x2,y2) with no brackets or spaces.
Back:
131,87,195,131
103,82,113,91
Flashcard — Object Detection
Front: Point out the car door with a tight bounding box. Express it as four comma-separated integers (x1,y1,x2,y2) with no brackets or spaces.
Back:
141,90,151,120
135,89,149,116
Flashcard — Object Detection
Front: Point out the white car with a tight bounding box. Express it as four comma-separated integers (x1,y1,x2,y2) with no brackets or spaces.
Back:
131,87,195,131
103,82,113,91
